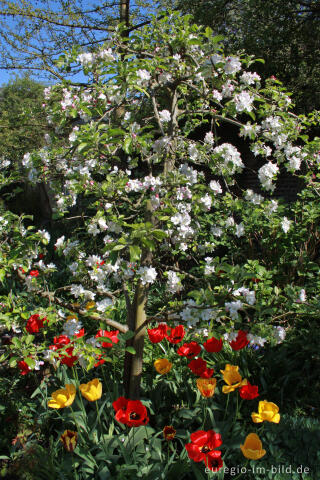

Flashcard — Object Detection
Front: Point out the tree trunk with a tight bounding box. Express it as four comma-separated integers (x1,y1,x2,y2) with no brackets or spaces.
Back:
120,0,130,32
123,200,153,399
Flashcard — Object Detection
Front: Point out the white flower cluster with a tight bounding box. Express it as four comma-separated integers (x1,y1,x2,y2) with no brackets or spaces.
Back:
37,229,50,244
213,143,244,174
235,223,245,237
179,163,198,184
204,257,215,276
245,189,264,205
95,298,113,312
180,300,217,328
62,318,83,337
70,284,95,300
137,266,157,285
273,326,286,343
240,122,261,139
284,144,306,172
240,72,261,85
125,175,162,193
55,236,65,249
166,270,182,293
221,81,235,98
299,289,306,302
247,333,267,347
223,330,238,342
159,110,171,123
137,69,151,84
258,161,279,191
152,136,171,153
170,205,194,248
233,287,256,305
234,91,254,112
200,193,212,210
265,199,278,215
77,48,115,67
0,157,10,169
225,300,243,319
224,56,242,74
87,217,109,236
281,217,292,233
204,131,215,145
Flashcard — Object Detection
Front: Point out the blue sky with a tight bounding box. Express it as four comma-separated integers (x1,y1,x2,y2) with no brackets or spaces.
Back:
0,0,157,87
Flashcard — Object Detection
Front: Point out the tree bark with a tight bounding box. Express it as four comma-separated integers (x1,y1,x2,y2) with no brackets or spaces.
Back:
123,200,153,399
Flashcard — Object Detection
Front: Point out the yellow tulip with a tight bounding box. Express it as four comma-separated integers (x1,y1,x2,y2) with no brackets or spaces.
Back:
79,378,102,401
220,364,247,393
252,400,280,423
240,433,266,460
60,430,78,452
196,378,217,397
154,358,173,375
48,384,76,409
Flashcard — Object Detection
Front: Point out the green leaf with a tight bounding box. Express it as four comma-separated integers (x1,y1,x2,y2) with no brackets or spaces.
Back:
205,26,213,38
25,357,35,368
0,269,5,283
78,142,89,153
125,346,136,355
9,356,18,368
112,244,126,251
152,229,167,240
122,330,135,341
129,245,141,262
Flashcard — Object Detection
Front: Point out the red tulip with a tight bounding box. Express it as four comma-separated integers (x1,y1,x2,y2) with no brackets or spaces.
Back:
203,337,223,353
177,341,201,359
230,330,249,351
188,358,214,378
185,430,223,471
166,325,185,344
26,314,45,334
95,329,119,348
239,381,259,400
113,397,149,427
147,323,168,343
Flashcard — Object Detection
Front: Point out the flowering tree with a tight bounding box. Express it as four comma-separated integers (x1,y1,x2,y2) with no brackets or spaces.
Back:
1,11,320,405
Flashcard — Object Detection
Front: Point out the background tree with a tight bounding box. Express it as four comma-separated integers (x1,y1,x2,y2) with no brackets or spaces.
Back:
0,76,53,224
172,0,320,112
0,75,46,164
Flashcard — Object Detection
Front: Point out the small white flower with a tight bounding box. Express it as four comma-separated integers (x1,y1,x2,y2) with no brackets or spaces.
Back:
99,48,115,62
159,110,171,123
38,229,50,244
78,52,95,66
137,69,151,82
235,223,245,237
281,217,291,233
224,56,241,74
96,298,113,312
204,131,215,145
209,180,222,194
55,236,65,248
273,326,286,343
299,289,306,302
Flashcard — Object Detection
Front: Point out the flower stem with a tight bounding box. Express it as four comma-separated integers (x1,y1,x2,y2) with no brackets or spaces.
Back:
223,393,230,421
202,398,207,429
